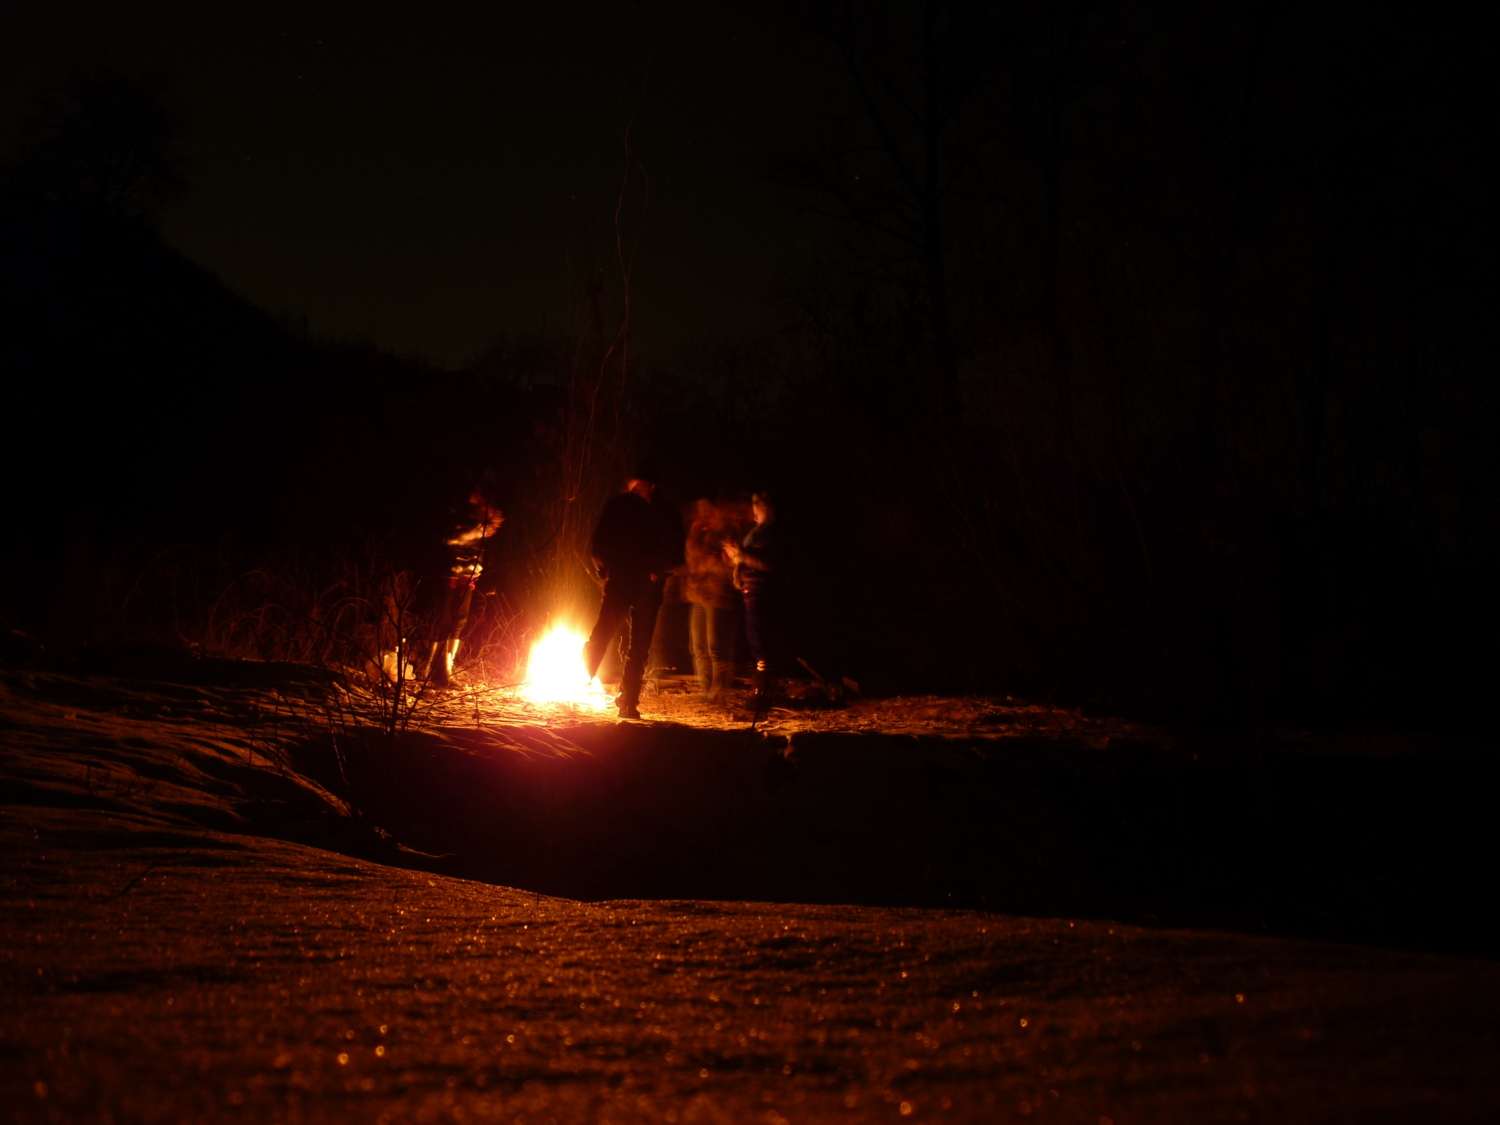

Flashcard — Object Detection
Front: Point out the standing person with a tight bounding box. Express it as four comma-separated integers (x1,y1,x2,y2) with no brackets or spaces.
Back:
427,483,504,688
682,498,740,703
725,491,777,709
583,462,676,720
645,502,692,690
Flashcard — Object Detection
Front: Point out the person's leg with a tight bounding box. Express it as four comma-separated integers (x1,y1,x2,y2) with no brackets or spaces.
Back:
584,576,634,680
743,594,765,666
616,577,663,716
440,583,475,684
706,605,737,699
743,593,773,704
689,603,712,695
424,581,456,683
428,581,474,686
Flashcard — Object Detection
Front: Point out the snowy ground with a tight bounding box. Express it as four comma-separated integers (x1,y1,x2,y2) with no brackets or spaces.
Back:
440,671,1141,742
3,659,1499,1123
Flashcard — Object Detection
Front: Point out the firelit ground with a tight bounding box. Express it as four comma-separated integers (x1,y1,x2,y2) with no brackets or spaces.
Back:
2,662,1498,1124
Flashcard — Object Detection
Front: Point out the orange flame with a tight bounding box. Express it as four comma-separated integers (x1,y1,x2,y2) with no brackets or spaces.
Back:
518,625,613,711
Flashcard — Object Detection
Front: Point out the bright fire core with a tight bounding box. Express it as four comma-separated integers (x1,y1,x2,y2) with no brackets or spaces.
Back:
518,625,613,711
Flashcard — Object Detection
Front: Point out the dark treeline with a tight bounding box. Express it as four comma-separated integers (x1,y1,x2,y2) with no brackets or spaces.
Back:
721,0,1497,727
3,0,1495,729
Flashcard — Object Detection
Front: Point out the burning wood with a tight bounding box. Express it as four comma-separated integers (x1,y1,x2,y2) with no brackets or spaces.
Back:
517,624,614,711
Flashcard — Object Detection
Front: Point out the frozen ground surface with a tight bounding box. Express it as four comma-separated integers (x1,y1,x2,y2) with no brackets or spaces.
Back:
444,673,1140,742
3,661,1500,1124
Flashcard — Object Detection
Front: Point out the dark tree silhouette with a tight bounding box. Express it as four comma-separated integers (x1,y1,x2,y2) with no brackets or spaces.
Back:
763,0,1498,724
6,70,188,222
785,0,1009,428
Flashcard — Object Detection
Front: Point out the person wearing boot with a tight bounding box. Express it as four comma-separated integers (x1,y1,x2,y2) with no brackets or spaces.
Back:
725,491,777,712
427,484,503,688
583,461,677,720
683,497,742,704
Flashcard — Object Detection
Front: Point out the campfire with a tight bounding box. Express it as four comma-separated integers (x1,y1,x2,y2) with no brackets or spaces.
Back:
517,624,614,711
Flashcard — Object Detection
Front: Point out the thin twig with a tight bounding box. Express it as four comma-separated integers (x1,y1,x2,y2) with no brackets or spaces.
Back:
106,851,187,902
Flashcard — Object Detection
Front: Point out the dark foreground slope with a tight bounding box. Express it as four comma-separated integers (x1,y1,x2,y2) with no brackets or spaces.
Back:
261,680,1497,959
3,661,1500,1122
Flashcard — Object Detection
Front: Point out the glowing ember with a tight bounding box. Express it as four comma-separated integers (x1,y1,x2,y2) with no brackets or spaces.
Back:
518,625,614,710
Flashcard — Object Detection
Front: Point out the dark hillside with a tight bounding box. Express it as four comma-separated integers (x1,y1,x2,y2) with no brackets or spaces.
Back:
2,189,303,529
0,191,537,646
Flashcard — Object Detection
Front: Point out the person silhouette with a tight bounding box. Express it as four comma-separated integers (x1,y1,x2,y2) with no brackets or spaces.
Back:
582,461,680,719
683,497,745,703
426,483,503,688
725,491,778,710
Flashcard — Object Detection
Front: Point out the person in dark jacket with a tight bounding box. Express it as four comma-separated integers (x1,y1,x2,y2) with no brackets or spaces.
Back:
725,491,777,708
427,484,504,687
583,462,678,719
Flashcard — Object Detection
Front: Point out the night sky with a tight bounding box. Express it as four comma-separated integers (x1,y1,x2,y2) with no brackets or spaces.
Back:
1,0,807,363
